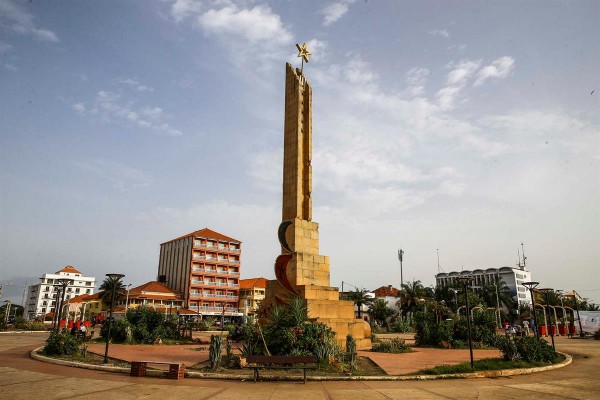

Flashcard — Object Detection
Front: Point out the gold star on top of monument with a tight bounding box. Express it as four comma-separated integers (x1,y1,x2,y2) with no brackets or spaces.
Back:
296,42,311,63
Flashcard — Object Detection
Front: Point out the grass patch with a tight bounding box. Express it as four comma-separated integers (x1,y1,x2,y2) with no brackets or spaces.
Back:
416,355,565,375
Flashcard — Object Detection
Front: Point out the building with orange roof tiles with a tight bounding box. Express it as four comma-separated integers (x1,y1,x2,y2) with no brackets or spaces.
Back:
114,281,184,313
157,228,243,319
24,265,96,320
239,277,267,316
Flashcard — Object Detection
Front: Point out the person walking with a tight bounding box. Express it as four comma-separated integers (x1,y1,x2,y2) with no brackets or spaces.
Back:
523,319,530,336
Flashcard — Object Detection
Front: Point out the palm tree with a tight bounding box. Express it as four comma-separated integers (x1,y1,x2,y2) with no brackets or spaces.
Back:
369,299,394,327
98,275,126,307
343,289,373,318
478,277,515,310
396,280,428,317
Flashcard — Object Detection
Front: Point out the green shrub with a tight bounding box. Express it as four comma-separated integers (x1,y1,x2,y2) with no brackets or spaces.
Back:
15,320,46,331
100,318,131,343
389,320,411,333
371,338,412,353
43,331,80,356
496,336,557,363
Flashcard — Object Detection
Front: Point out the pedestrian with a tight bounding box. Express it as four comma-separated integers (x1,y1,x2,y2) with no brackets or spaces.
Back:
530,318,536,336
79,322,87,340
523,319,530,336
70,324,77,336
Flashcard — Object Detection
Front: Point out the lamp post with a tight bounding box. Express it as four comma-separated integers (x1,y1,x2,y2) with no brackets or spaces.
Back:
3,300,11,325
522,282,540,339
450,288,458,310
494,275,502,329
124,284,132,314
221,301,226,332
538,289,556,351
103,273,125,364
457,275,475,369
55,278,74,332
572,291,585,338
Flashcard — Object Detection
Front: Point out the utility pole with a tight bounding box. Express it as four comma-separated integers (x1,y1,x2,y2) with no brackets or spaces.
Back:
437,249,441,274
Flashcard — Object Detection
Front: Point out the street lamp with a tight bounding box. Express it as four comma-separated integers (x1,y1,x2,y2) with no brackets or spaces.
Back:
55,278,74,332
221,301,226,332
103,273,125,364
522,281,540,339
457,275,475,369
538,288,556,351
572,291,585,338
124,284,132,314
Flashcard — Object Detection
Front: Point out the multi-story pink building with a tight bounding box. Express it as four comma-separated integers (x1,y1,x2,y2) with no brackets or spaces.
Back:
157,228,242,319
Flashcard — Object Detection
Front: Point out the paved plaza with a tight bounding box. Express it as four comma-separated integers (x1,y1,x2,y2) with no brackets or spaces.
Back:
1,332,600,399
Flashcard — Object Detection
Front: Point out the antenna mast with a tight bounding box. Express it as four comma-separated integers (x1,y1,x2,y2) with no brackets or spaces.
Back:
437,249,441,274
521,242,527,270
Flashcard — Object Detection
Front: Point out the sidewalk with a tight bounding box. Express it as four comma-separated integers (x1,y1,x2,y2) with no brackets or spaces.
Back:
88,340,499,376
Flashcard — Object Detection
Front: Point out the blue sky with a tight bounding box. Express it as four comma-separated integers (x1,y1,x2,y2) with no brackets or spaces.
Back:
1,0,598,305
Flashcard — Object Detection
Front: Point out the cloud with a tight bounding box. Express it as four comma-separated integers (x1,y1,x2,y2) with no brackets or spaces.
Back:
405,67,429,97
71,102,85,114
428,29,450,38
322,0,355,26
0,0,59,42
474,56,515,86
74,90,183,136
117,78,154,92
436,59,482,109
72,159,152,192
170,0,203,22
4,62,17,71
198,4,291,45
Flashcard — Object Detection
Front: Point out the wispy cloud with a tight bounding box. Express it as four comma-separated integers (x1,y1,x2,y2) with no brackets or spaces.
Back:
322,0,355,26
72,159,152,192
436,59,482,109
73,90,183,136
4,62,17,71
117,78,154,92
428,29,450,38
474,56,515,86
405,67,429,97
0,0,59,42
170,0,203,22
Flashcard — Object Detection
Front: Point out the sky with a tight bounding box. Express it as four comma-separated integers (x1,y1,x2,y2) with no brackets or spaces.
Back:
1,0,599,306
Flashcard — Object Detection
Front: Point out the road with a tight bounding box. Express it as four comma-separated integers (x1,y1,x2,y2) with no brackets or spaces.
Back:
1,332,599,399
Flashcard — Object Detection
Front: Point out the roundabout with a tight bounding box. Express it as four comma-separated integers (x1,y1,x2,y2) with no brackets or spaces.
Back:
1,332,599,399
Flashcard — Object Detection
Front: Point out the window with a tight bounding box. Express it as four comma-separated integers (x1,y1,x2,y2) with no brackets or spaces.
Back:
86,289,91,294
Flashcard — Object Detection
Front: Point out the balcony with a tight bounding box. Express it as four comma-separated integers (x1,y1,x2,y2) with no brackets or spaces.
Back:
192,255,206,260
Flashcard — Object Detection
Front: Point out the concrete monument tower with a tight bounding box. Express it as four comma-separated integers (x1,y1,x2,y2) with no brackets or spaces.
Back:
262,44,371,348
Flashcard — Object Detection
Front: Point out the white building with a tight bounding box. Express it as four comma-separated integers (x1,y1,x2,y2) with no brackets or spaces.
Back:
435,266,533,309
25,266,96,320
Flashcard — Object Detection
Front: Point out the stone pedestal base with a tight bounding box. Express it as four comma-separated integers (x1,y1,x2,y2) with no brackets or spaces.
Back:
263,280,371,348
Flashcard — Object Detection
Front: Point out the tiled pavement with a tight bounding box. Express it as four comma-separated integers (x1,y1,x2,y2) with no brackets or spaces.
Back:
1,332,599,399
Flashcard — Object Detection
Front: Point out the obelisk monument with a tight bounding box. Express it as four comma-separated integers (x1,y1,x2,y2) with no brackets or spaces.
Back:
262,44,371,348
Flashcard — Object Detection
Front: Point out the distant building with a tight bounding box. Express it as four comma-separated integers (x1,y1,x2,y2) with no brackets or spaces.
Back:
68,292,103,322
239,277,267,316
373,285,401,312
157,228,243,318
25,266,96,320
113,281,184,316
435,266,533,308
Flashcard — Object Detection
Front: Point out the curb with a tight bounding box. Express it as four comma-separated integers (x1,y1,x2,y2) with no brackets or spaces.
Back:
0,330,49,334
30,347,573,382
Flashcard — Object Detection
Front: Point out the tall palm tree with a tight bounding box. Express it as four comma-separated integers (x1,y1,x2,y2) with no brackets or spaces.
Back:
98,275,126,307
396,280,428,317
478,277,515,310
343,289,373,318
369,299,394,327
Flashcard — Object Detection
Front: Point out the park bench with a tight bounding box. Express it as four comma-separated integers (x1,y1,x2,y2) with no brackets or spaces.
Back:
130,361,186,380
245,355,318,383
